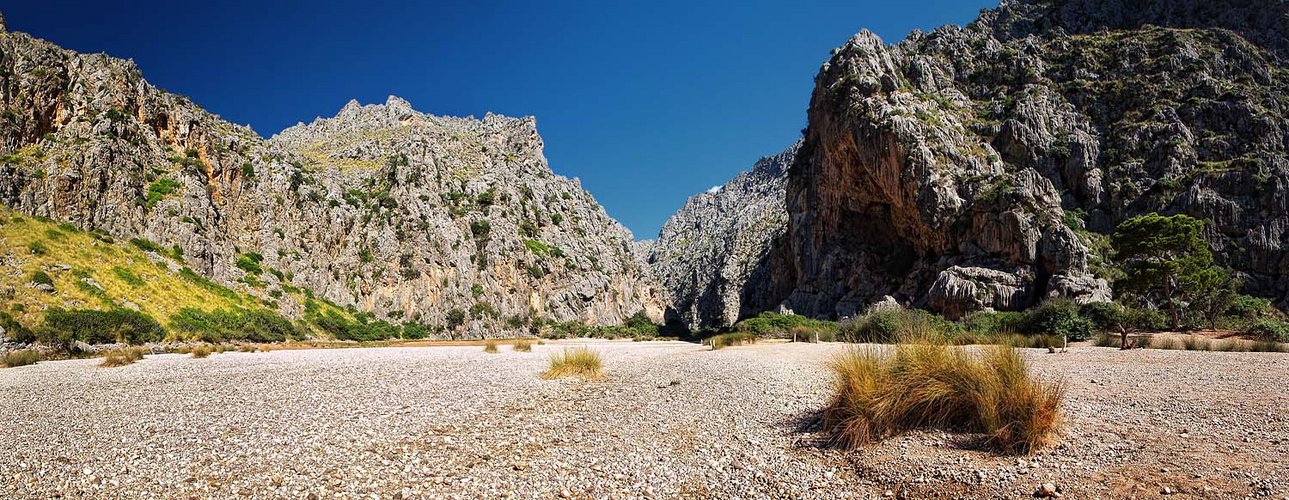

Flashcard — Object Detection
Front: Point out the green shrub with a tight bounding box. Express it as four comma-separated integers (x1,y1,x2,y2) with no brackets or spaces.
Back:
735,312,837,337
1122,307,1168,332
1079,302,1124,332
27,240,48,255
963,311,1027,335
309,310,401,341
112,266,144,287
840,308,959,343
1226,295,1272,320
1244,319,1289,343
1,349,39,368
402,322,429,340
1025,299,1093,341
144,178,180,209
40,308,165,345
170,308,301,343
235,253,264,276
129,238,164,254
29,270,54,287
0,311,34,343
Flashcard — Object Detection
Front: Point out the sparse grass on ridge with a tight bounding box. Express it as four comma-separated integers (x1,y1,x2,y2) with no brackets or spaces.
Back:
823,344,1064,455
542,347,603,380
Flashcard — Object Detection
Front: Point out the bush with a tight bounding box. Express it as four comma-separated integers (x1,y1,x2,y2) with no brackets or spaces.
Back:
30,270,54,287
170,308,301,343
483,341,498,353
823,344,1063,455
1079,302,1123,332
1226,295,1272,320
963,311,1027,335
513,339,533,352
542,347,603,380
708,332,756,350
1244,319,1289,343
1,349,39,368
41,308,165,345
0,311,34,343
840,308,959,343
1025,299,1093,341
735,312,837,337
191,345,212,358
1122,307,1168,332
309,309,401,341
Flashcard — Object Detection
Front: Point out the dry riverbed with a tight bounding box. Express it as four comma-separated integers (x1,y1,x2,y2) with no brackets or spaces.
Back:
1,340,1286,498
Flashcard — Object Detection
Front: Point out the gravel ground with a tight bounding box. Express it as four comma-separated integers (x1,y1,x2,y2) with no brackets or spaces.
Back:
1,340,1286,499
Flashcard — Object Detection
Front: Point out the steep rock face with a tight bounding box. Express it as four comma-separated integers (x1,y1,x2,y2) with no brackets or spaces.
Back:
648,143,797,330
772,0,1287,318
0,23,661,336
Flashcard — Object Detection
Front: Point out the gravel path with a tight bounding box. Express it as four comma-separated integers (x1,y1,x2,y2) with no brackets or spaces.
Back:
1,340,1286,498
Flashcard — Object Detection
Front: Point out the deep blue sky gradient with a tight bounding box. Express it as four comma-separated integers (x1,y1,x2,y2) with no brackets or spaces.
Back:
4,1,989,238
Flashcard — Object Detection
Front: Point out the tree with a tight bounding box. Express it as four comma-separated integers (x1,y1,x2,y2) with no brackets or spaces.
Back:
1110,213,1217,330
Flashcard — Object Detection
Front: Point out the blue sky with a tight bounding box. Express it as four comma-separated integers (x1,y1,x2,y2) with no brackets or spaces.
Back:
5,0,989,238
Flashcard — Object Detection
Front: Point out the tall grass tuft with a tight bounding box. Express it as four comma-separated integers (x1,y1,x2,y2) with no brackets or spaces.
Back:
708,332,756,350
1182,335,1210,351
1,349,40,368
191,345,212,358
823,344,1064,455
542,347,603,380
483,341,499,353
100,347,147,367
1150,336,1183,350
512,339,533,352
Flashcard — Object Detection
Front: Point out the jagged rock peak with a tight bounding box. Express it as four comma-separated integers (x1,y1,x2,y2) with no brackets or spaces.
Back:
649,142,799,330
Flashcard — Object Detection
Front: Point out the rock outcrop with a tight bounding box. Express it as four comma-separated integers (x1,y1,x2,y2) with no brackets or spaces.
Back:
769,0,1287,318
648,143,797,330
0,23,662,336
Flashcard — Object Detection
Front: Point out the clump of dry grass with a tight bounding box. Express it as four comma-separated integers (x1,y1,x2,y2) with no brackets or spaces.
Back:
1,349,40,368
236,344,257,353
1150,336,1183,350
191,345,212,358
512,339,533,352
823,344,1064,455
483,341,499,353
708,332,756,350
99,347,147,367
542,347,603,380
1182,335,1211,351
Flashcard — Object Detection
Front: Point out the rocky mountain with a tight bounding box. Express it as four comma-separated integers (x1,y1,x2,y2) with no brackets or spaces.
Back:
764,0,1288,318
648,143,798,330
0,20,661,337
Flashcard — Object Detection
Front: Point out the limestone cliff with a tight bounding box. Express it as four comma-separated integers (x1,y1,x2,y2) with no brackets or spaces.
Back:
0,22,661,336
649,143,797,330
770,0,1288,318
